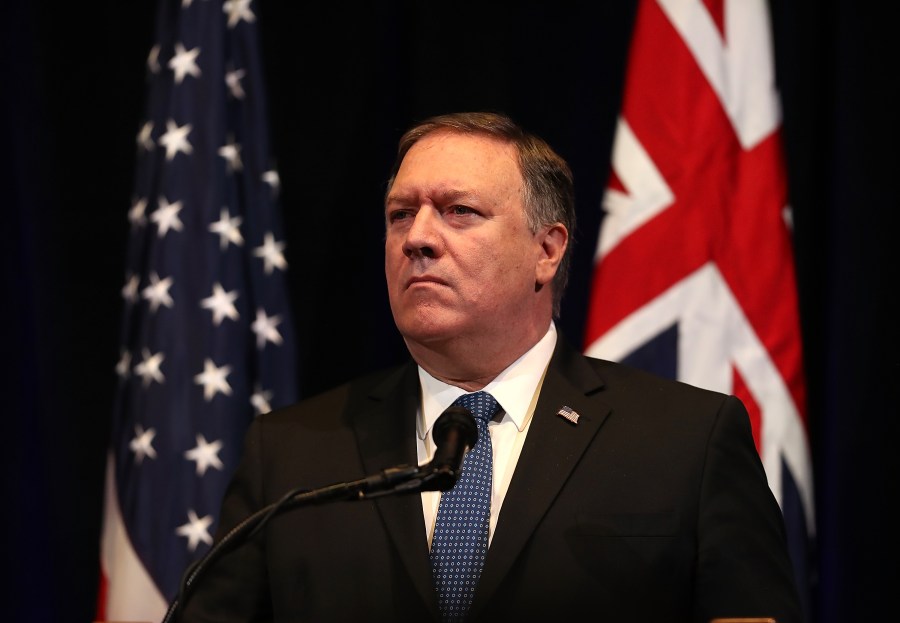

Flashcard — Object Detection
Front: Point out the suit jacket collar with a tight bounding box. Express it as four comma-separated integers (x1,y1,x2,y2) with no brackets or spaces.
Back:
471,335,610,616
352,361,440,618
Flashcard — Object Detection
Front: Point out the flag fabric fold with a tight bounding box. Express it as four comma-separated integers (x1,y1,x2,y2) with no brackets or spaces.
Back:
98,1,298,620
583,0,814,609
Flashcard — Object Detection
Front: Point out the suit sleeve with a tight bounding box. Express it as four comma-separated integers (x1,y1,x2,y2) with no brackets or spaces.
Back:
693,395,804,623
178,415,274,622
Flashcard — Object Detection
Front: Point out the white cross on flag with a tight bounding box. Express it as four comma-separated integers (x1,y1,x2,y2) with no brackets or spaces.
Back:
583,0,814,602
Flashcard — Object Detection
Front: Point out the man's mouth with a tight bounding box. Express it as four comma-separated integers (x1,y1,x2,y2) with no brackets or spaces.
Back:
406,275,447,289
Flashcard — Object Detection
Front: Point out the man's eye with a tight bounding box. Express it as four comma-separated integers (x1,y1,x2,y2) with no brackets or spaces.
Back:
451,205,475,215
388,210,412,223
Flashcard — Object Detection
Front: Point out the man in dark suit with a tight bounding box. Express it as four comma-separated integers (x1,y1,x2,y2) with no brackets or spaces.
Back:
179,112,803,622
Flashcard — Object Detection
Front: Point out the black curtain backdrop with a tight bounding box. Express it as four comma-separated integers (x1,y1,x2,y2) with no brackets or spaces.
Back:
2,1,896,622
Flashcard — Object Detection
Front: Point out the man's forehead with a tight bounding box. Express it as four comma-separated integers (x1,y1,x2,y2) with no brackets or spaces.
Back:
408,129,515,158
385,131,524,211
395,133,520,184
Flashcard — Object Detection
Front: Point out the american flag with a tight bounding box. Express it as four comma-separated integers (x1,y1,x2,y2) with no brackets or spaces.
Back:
98,1,298,620
584,0,814,610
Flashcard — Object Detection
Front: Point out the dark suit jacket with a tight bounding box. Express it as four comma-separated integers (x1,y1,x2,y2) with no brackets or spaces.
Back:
180,337,803,623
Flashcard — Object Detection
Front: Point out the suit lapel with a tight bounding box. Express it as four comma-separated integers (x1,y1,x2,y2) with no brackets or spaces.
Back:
471,339,611,615
351,362,440,619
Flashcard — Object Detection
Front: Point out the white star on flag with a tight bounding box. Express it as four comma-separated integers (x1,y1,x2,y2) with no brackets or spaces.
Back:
184,434,225,476
200,282,240,325
209,207,244,249
152,197,185,238
129,424,157,464
250,385,273,415
225,67,246,99
251,308,283,349
134,348,166,387
194,358,233,401
142,272,175,312
253,232,287,274
121,273,140,304
159,119,193,161
136,122,154,152
218,139,243,172
147,44,161,74
223,0,255,29
169,42,202,84
128,197,148,228
262,169,280,195
115,350,132,379
175,510,214,552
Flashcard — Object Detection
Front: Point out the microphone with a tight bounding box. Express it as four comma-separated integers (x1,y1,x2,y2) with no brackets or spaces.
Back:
420,405,479,492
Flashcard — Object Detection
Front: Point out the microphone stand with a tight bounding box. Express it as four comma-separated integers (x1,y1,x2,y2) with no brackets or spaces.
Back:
161,461,460,623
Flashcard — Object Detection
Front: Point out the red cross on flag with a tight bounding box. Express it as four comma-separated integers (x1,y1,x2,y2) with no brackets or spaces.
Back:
584,0,814,598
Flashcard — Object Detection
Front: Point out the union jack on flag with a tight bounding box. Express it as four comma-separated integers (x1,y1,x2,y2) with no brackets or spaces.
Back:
97,1,298,621
583,0,814,604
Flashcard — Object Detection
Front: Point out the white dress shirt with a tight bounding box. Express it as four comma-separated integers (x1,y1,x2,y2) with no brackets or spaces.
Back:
416,322,557,548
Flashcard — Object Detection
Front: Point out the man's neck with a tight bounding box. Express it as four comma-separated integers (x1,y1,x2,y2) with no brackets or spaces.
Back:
405,322,554,392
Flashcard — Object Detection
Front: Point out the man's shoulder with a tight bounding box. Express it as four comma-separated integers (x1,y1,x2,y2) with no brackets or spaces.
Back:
579,352,732,406
571,354,749,446
263,359,415,423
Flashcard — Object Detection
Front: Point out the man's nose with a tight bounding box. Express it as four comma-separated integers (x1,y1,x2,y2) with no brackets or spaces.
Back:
402,207,442,259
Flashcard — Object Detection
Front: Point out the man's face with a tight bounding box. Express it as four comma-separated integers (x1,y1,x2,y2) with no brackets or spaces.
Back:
385,131,550,353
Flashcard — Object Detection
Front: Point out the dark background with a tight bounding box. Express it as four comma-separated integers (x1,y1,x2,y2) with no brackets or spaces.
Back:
3,1,897,621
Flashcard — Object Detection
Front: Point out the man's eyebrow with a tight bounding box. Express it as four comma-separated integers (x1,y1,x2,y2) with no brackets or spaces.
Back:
385,191,414,207
438,188,475,203
387,187,475,206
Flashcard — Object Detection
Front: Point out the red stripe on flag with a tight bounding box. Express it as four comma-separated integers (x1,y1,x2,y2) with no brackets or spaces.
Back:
95,573,108,622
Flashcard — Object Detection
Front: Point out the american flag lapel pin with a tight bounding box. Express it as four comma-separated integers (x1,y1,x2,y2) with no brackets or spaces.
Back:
557,405,580,425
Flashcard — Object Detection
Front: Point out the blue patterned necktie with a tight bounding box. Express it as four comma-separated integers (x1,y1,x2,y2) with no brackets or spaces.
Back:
430,391,500,622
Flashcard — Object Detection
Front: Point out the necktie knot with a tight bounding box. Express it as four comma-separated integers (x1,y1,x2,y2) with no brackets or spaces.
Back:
451,391,500,426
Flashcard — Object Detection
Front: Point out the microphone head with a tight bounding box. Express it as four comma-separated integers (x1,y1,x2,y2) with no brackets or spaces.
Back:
432,405,478,450
423,405,478,492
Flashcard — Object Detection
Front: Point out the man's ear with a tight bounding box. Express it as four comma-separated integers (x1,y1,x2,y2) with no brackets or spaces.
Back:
535,223,568,286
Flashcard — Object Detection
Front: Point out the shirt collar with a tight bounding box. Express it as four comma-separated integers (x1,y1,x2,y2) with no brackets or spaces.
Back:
417,322,558,440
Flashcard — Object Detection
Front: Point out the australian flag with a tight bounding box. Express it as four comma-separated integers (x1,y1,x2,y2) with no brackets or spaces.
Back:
97,1,298,620
584,0,815,617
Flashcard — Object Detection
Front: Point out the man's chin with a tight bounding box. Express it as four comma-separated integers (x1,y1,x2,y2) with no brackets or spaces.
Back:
397,317,466,347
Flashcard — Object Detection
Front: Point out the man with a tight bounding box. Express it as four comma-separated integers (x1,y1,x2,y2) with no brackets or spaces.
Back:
179,112,803,622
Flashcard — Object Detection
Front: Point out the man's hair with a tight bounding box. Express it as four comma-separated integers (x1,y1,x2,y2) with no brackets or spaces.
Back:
386,111,576,317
